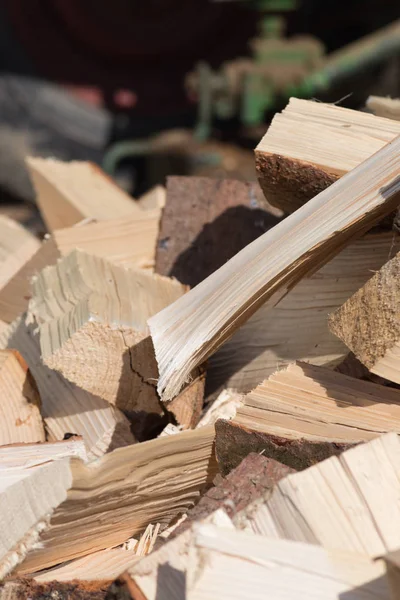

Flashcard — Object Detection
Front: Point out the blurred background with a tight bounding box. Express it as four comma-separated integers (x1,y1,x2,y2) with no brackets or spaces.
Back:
0,0,399,223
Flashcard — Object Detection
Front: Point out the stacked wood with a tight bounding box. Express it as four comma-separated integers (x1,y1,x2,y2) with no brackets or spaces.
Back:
2,101,400,599
255,97,400,212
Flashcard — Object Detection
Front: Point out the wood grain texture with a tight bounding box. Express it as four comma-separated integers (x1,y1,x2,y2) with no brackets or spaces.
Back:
208,230,400,395
0,216,39,289
0,350,44,445
149,135,400,401
256,97,400,212
0,314,135,459
329,252,400,384
27,157,141,232
31,250,185,412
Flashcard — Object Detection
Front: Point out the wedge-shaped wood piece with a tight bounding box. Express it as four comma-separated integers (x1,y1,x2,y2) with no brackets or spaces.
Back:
0,438,88,578
367,96,400,121
0,208,161,324
12,425,216,574
127,509,234,600
0,349,44,445
0,238,60,324
216,362,400,474
0,314,135,458
186,525,388,600
149,135,400,401
53,208,160,270
155,176,280,288
31,250,185,411
330,252,400,385
209,230,400,394
137,185,166,211
26,157,141,232
236,433,400,558
0,216,39,289
255,97,400,212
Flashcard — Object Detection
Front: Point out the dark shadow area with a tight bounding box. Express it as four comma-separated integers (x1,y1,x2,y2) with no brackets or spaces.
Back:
155,563,186,600
168,204,281,289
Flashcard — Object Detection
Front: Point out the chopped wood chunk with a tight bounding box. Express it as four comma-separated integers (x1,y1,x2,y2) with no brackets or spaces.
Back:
0,216,39,289
209,230,400,394
216,361,400,473
9,426,216,574
0,580,114,600
0,437,87,468
137,185,166,211
149,135,400,402
236,433,400,558
329,252,400,385
186,525,388,600
255,97,400,212
0,349,44,445
26,157,141,232
196,388,243,428
155,176,280,288
30,250,186,412
367,96,400,121
0,314,135,458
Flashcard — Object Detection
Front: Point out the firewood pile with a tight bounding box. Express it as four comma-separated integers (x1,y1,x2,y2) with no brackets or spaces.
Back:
2,96,400,600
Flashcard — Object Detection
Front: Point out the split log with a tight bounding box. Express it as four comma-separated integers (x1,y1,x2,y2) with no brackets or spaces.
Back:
0,439,88,578
26,157,141,232
196,388,243,428
235,432,400,558
31,250,185,412
185,525,388,600
0,437,87,468
0,216,39,288
155,176,280,288
215,362,400,474
329,252,400,385
0,349,44,445
0,208,160,324
7,425,216,574
0,580,114,600
149,134,400,402
255,97,400,212
137,185,166,211
208,230,400,394
0,314,135,458
367,96,400,121
171,452,294,538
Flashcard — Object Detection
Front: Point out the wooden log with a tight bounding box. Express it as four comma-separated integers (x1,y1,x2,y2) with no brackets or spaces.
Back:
0,349,44,445
235,432,400,558
0,437,87,468
367,96,400,121
0,580,114,600
26,157,141,232
155,176,281,288
208,230,400,394
10,425,216,574
185,526,388,600
171,452,294,538
329,252,400,385
0,314,135,458
0,208,161,324
216,362,400,474
255,98,400,213
148,135,400,402
0,216,39,288
31,250,185,412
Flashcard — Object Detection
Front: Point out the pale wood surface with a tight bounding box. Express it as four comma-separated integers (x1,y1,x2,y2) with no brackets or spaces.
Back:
330,251,400,385
15,425,216,574
31,250,185,411
367,96,400,121
0,350,44,445
137,185,166,211
209,230,400,393
0,314,135,458
149,135,400,401
27,157,141,232
0,438,87,469
0,216,39,289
